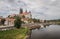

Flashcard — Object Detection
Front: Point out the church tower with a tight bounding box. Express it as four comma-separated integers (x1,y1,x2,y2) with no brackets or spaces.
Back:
29,11,32,18
19,8,23,14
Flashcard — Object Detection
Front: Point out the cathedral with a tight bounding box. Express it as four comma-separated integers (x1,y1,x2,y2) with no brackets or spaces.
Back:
19,8,32,23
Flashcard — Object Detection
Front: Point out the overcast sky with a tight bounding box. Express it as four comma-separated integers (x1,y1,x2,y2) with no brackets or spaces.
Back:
0,0,60,20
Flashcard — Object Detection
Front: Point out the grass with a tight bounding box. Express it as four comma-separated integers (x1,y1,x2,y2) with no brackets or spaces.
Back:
0,27,28,39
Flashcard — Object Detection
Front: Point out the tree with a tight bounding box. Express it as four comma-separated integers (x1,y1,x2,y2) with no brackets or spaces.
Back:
32,18,40,23
14,16,22,29
8,15,10,18
37,19,40,23
1,18,5,25
33,18,38,23
22,15,25,18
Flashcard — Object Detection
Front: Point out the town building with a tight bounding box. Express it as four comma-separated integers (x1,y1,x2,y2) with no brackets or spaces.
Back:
5,17,15,26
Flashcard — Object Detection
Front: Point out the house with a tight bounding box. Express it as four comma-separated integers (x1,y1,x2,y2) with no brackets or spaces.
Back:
39,20,45,23
5,17,15,26
21,18,29,23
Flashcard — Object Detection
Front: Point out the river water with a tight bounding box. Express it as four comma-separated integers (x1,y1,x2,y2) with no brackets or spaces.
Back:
30,25,60,39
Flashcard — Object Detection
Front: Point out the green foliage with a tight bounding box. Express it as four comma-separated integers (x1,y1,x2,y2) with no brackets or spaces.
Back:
22,15,25,18
28,18,33,23
14,16,22,29
47,19,60,22
1,18,5,25
8,15,10,18
0,27,28,39
32,18,40,23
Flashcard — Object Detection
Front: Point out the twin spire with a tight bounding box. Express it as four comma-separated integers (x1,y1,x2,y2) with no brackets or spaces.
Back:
20,8,23,14
19,8,31,14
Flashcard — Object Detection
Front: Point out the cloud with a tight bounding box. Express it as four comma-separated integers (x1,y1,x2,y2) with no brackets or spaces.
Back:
0,0,27,17
0,0,60,20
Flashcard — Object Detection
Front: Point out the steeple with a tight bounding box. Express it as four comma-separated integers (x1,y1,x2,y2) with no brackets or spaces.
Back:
20,8,23,14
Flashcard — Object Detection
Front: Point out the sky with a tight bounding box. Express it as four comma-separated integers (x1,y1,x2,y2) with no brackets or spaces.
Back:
0,0,60,20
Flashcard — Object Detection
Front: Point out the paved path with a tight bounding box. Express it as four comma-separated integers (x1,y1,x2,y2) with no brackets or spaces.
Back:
0,25,14,31
0,23,51,31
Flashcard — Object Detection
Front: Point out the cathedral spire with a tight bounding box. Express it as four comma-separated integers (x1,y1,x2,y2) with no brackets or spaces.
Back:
20,8,23,14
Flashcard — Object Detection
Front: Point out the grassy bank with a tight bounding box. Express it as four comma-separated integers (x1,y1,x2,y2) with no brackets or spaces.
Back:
0,27,28,39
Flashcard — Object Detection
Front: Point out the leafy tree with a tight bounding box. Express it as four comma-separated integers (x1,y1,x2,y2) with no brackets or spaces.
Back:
14,16,22,29
22,15,25,18
1,18,5,25
32,18,40,23
33,18,37,23
28,18,32,23
8,15,10,18
37,19,40,23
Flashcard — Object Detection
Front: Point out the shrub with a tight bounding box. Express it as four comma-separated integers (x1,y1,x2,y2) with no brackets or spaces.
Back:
1,18,5,25
14,16,22,29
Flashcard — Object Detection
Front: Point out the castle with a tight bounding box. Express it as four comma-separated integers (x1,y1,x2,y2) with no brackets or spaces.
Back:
19,8,32,23
0,8,32,26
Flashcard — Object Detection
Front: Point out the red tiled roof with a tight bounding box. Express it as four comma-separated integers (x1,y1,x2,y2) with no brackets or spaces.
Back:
5,17,15,21
20,12,30,15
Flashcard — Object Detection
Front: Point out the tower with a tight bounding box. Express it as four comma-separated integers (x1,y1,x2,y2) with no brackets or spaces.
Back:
29,11,32,18
20,8,23,14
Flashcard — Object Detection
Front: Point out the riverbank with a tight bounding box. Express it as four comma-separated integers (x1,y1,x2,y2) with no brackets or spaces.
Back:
0,27,28,39
30,25,60,39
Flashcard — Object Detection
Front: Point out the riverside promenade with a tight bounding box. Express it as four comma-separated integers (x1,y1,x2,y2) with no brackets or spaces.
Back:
0,25,14,31
0,23,54,31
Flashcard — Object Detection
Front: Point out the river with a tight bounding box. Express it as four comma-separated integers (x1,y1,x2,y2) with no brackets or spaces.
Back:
30,25,60,39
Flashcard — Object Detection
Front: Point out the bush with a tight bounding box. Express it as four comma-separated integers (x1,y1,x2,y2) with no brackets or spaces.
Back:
14,16,22,29
1,18,5,25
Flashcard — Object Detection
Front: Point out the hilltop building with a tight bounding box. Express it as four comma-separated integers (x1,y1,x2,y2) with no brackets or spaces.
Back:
4,8,33,26
19,8,32,23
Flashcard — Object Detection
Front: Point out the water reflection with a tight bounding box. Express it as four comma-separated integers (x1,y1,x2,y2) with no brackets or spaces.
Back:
30,25,60,39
